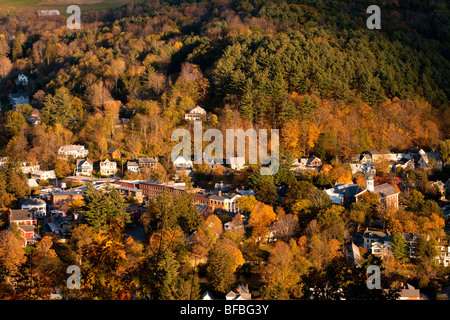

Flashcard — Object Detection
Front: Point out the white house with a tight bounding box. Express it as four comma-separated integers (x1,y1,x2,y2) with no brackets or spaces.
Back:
201,291,214,300
100,159,117,176
31,170,56,180
363,229,392,256
15,73,28,86
58,145,89,159
21,162,40,174
173,155,193,169
35,9,60,18
21,198,47,217
291,157,322,172
127,160,140,173
436,239,450,267
75,159,93,176
208,191,242,213
350,162,376,176
0,157,7,168
184,106,208,121
226,157,246,170
224,213,246,231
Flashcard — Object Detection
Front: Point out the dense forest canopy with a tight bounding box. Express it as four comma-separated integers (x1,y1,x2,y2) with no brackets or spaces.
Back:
0,0,448,165
0,0,450,302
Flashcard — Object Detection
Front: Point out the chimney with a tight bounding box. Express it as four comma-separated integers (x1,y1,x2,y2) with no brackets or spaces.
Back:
218,190,222,196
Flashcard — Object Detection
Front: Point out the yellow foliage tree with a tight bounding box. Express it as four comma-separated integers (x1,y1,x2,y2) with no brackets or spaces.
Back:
249,202,277,242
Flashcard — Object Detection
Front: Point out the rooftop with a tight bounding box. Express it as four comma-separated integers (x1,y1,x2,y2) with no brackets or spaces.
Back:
10,209,36,221
373,183,399,197
21,198,46,206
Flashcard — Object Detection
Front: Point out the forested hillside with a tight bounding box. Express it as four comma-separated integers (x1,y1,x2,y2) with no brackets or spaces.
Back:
0,0,448,166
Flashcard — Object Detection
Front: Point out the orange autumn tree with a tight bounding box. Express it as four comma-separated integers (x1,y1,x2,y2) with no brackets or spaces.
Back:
207,239,245,293
77,230,137,299
192,214,223,257
262,241,305,299
148,229,184,257
327,238,342,261
330,165,353,184
0,229,26,274
281,119,301,157
249,201,277,243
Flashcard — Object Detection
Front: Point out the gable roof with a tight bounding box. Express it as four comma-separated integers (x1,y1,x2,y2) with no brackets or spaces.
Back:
187,106,207,114
373,183,399,197
139,157,158,164
10,209,36,221
363,230,390,242
201,290,214,300
226,284,251,300
400,283,421,298
18,225,35,233
100,159,116,166
76,159,93,167
60,145,86,152
54,215,68,225
307,156,321,165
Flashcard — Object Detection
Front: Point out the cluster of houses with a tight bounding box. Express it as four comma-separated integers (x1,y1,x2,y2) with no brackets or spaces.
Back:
291,156,323,173
5,176,257,248
353,229,450,267
8,73,30,109
113,179,254,214
290,148,442,178
7,196,70,247
201,284,252,301
352,148,443,174
325,176,400,210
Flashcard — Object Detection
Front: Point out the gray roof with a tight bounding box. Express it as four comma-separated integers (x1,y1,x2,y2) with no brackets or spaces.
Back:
18,225,35,232
139,157,157,164
400,284,420,298
403,233,419,242
21,198,46,206
373,183,399,197
10,209,36,221
332,183,362,197
364,230,386,239
209,194,229,201
54,215,68,225
52,190,84,196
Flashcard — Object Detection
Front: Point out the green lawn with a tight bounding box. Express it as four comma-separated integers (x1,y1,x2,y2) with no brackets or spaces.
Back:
0,0,140,12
